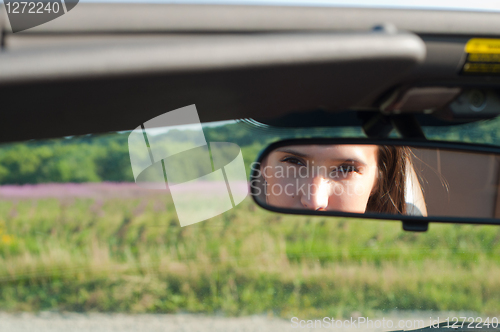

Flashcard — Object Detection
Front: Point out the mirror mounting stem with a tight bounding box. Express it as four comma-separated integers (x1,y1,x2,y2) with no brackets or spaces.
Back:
361,112,426,139
391,114,426,139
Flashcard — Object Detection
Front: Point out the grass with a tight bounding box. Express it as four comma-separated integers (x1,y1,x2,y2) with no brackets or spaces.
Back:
0,185,499,317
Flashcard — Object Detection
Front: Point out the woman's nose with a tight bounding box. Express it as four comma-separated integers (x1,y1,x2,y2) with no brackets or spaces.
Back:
300,177,330,211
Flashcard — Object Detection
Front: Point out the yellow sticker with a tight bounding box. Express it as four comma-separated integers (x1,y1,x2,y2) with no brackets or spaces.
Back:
462,38,500,75
465,38,500,54
468,53,500,62
464,63,500,73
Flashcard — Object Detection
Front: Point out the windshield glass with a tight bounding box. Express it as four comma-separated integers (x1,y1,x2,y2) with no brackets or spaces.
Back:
0,117,499,331
80,0,500,13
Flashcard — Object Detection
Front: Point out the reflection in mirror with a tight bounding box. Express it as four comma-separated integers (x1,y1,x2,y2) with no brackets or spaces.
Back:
251,143,500,219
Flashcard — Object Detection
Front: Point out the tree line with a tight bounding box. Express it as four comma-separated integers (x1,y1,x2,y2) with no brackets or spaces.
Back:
0,118,498,184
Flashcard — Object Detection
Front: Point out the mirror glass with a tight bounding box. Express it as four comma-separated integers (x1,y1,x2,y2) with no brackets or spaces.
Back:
250,143,500,219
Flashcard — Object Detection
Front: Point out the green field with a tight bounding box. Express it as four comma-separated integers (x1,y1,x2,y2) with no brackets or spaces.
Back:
0,187,499,318
1,119,500,318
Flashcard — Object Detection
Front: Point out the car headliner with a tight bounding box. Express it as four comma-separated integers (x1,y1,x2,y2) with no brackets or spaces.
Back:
0,3,499,143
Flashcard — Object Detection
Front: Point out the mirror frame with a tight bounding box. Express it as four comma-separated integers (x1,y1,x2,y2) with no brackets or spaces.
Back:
250,138,500,228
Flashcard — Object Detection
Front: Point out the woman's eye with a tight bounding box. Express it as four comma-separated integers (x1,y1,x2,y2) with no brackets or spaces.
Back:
338,165,360,174
281,156,305,166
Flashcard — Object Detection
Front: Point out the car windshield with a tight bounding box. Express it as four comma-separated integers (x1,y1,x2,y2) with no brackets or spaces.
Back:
84,0,500,13
0,115,499,331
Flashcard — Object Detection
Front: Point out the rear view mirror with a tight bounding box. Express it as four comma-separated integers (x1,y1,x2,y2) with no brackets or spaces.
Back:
250,139,500,230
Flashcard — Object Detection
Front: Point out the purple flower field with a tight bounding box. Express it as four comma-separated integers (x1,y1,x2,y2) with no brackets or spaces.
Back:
0,182,249,200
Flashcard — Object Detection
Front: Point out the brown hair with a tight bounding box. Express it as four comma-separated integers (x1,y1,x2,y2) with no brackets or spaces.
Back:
366,146,412,215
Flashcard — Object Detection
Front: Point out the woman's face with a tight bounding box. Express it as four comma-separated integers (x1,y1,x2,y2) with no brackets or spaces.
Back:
261,144,379,213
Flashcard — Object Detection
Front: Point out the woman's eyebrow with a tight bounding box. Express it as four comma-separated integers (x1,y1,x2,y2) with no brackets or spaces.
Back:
275,148,369,165
330,158,368,166
275,148,309,158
